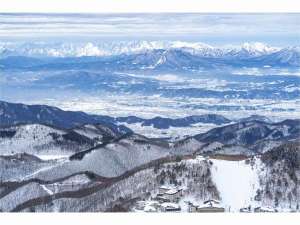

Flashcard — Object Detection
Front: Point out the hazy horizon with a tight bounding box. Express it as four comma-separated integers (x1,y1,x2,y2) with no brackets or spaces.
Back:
0,13,299,46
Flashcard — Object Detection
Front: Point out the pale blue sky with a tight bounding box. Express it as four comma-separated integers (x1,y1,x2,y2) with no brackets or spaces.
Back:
0,13,299,46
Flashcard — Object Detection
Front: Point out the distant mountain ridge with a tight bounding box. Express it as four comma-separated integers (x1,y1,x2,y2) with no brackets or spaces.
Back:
194,119,300,153
1,100,299,158
1,101,276,131
116,114,231,129
0,123,121,155
1,41,299,69
0,41,280,58
0,100,131,134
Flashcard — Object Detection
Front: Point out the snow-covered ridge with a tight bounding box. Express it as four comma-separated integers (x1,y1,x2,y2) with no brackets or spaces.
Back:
240,42,279,56
0,41,285,58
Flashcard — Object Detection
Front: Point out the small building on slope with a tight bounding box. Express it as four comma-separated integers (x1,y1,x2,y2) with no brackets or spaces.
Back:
188,199,225,213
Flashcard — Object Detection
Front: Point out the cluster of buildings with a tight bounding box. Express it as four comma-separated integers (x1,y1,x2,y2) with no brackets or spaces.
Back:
187,199,225,213
155,186,183,204
240,206,277,213
133,185,225,213
133,185,282,213
134,186,183,212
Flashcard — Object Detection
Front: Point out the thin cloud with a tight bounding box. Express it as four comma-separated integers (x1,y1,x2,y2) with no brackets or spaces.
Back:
0,13,299,45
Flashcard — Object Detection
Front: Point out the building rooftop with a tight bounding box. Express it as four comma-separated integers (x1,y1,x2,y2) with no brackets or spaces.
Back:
199,201,223,209
159,185,171,190
164,189,180,195
161,202,181,209
144,205,157,212
256,206,276,212
203,199,220,205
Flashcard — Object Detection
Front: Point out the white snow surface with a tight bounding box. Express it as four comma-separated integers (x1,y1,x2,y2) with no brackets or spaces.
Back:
29,95,300,124
0,124,65,155
36,155,69,160
118,122,219,140
210,158,261,212
41,185,54,195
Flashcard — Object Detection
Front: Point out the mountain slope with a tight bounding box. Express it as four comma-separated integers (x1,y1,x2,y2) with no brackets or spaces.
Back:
0,101,131,134
0,123,125,156
257,142,300,210
13,133,203,181
194,119,300,153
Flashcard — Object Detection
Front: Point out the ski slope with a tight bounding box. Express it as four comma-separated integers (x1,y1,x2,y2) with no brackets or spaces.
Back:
210,158,261,212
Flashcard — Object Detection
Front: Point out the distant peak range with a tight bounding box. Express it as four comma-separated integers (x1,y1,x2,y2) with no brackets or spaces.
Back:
1,41,299,70
0,40,296,59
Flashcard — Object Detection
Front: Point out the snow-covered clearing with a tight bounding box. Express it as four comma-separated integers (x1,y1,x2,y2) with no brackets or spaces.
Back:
210,158,261,212
118,122,218,140
23,158,67,180
36,155,69,161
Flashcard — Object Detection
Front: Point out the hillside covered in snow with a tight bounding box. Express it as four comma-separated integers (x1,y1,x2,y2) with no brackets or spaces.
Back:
0,102,299,212
1,13,299,213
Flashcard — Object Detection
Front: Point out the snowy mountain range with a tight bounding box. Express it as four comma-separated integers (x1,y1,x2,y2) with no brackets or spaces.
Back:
0,41,299,212
0,100,280,134
0,100,299,212
0,100,131,133
0,41,294,59
0,123,129,156
1,100,299,159
1,42,299,72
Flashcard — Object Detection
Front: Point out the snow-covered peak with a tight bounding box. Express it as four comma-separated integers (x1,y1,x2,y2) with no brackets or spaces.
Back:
240,42,279,56
280,46,300,54
116,41,166,54
76,42,109,57
270,46,300,66
0,40,285,58
170,41,213,50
